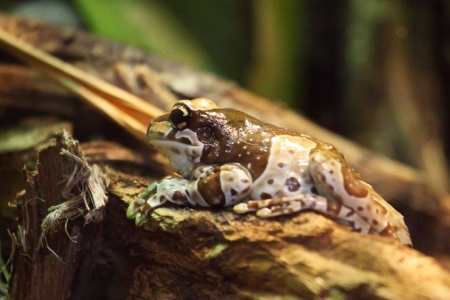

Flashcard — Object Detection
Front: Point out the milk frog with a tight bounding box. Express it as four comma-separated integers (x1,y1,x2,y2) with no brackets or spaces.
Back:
126,98,412,246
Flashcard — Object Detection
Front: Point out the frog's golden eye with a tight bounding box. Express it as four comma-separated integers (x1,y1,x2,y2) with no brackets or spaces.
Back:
169,104,191,130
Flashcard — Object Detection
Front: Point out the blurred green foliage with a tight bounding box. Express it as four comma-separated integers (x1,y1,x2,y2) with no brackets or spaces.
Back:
74,0,214,71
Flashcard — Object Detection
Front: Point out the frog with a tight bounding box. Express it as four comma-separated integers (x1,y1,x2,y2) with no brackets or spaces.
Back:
126,98,412,246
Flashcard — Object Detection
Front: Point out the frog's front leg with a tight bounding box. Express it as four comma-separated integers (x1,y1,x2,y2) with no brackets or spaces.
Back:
127,163,252,226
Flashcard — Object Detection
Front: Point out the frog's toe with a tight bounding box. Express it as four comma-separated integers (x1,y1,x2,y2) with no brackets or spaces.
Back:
126,202,139,219
126,197,147,219
135,212,148,227
233,203,249,214
139,182,159,198
256,208,272,218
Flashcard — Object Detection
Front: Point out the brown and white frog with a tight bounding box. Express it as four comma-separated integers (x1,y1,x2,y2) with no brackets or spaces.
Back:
126,98,412,246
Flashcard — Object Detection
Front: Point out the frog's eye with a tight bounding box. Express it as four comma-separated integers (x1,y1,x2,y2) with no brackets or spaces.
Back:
169,104,191,130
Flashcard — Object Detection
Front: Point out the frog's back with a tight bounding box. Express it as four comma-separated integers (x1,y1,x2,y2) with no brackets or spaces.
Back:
196,108,319,199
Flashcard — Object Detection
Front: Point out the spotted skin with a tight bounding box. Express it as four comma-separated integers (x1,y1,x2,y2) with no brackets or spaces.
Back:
126,98,412,246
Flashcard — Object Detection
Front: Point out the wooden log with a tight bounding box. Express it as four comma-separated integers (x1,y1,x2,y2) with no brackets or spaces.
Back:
9,132,450,299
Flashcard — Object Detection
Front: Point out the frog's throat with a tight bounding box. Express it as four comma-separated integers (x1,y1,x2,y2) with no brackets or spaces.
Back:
150,129,205,178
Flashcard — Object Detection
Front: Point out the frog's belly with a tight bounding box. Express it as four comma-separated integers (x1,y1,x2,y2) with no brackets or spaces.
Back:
250,135,318,200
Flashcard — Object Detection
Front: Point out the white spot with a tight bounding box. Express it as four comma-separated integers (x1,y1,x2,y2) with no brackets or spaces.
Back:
244,120,262,132
314,196,328,212
233,203,248,214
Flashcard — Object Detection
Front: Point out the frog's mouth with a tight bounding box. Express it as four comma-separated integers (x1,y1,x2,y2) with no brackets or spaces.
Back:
148,120,205,178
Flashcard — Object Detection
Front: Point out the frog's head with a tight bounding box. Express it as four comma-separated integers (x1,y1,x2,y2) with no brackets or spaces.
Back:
147,98,278,178
147,98,276,178
147,98,221,177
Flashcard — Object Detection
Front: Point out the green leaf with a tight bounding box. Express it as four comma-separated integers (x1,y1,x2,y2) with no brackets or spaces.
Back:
74,0,213,70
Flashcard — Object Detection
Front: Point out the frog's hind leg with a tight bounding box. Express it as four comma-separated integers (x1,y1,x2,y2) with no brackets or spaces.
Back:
308,150,413,246
233,195,372,234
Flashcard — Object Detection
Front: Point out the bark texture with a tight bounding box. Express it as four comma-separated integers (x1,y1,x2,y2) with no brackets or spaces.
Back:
9,132,450,299
9,132,106,300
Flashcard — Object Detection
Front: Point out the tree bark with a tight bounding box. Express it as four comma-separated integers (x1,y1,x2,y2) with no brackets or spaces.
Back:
9,132,450,299
9,132,106,300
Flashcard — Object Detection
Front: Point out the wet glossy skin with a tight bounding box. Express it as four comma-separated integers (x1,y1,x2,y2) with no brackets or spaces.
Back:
127,98,412,246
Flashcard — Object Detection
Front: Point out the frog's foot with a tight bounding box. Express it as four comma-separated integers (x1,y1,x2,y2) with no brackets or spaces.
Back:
126,182,166,226
233,195,372,234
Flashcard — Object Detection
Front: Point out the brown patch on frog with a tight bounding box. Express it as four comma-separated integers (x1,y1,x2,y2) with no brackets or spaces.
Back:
326,201,342,217
341,166,368,198
188,109,276,180
285,177,301,192
172,190,187,203
197,127,215,144
318,173,326,183
197,172,226,207
267,179,274,185
170,147,181,155
311,186,318,194
260,192,272,200
346,210,355,217
378,224,395,236
277,162,286,169
140,203,151,213
230,189,238,196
